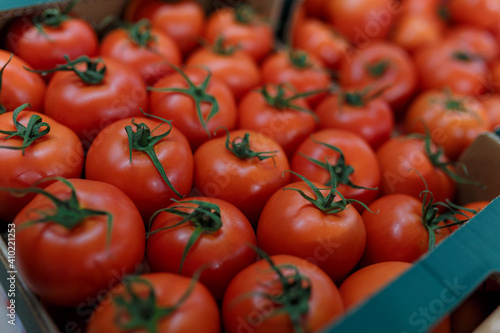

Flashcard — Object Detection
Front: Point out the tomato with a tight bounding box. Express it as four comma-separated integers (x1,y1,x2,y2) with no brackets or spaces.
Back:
260,49,331,107
99,20,182,85
257,178,366,282
86,273,220,333
203,4,274,62
13,178,145,307
149,66,237,150
0,106,84,223
185,41,261,100
414,42,489,97
446,200,490,232
291,129,381,208
390,14,443,53
325,0,399,44
0,51,45,113
444,26,499,63
5,4,98,71
124,0,205,55
292,19,351,70
302,0,328,19
222,254,344,333
339,261,412,310
193,129,290,226
376,135,456,204
315,90,394,149
447,0,500,31
340,41,417,111
481,94,500,130
360,193,451,266
42,56,147,150
237,84,317,158
405,90,489,160
85,116,193,222
146,197,257,300
450,289,497,333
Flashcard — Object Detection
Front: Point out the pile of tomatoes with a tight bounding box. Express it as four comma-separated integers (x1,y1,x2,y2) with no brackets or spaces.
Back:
1,0,499,332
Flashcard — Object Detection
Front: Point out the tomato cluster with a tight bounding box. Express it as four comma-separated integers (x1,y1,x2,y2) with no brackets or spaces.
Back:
0,0,498,332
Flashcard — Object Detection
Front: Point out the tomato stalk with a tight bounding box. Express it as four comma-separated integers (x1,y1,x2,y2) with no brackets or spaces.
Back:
339,85,387,108
234,4,256,24
452,51,482,62
288,50,313,69
32,0,78,37
0,177,113,246
0,53,13,114
25,55,106,85
211,36,238,55
298,137,377,190
113,271,201,333
365,59,391,78
148,200,223,274
127,19,156,48
222,129,277,162
259,84,321,121
148,65,219,137
0,104,50,155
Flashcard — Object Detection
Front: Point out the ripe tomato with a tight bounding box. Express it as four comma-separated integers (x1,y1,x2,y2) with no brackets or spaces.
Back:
237,84,317,158
13,178,145,307
204,4,274,62
376,135,457,204
124,0,205,55
42,56,147,150
185,42,261,100
447,0,500,31
86,273,220,333
0,51,45,113
0,106,84,223
193,129,290,226
444,26,499,63
481,94,500,130
390,14,443,53
360,193,451,266
325,0,399,44
260,49,331,107
340,41,417,111
85,116,193,221
222,254,344,333
146,197,257,300
291,129,381,208
149,66,237,150
446,200,490,232
315,90,394,149
293,19,351,70
99,20,182,85
405,90,489,160
257,178,366,282
5,5,98,71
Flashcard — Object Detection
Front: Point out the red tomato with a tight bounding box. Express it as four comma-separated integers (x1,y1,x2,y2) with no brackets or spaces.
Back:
291,129,381,208
376,135,456,204
390,14,443,53
293,19,351,70
325,0,399,44
302,0,328,19
86,273,220,333
149,67,237,150
448,0,500,31
0,107,84,222
43,56,147,150
193,129,290,226
446,200,490,232
340,41,417,111
0,51,45,112
146,197,257,300
260,49,331,107
405,90,489,160
124,0,205,55
85,117,193,221
222,254,344,333
238,84,317,158
14,178,145,307
204,4,274,62
315,90,394,149
360,193,451,266
99,20,182,85
5,6,98,71
444,26,499,63
257,179,366,282
481,94,500,130
185,42,261,100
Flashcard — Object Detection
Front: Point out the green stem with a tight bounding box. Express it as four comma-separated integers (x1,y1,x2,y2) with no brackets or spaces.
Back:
288,50,313,69
234,4,256,24
212,36,238,55
127,19,156,48
222,129,276,162
32,0,78,39
259,84,320,121
365,59,391,78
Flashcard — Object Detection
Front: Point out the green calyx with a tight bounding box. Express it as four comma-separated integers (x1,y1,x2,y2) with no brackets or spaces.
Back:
365,59,391,78
1,177,113,245
338,85,387,109
32,0,78,38
114,271,201,333
0,104,50,155
25,55,106,85
452,51,482,62
148,200,223,274
288,50,313,69
125,113,183,199
212,36,238,55
127,19,156,48
234,4,256,24
298,137,377,191
259,84,320,121
223,129,277,162
0,53,13,114
147,65,219,138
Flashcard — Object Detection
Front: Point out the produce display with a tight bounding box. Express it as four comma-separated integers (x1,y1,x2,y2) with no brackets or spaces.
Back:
0,0,499,332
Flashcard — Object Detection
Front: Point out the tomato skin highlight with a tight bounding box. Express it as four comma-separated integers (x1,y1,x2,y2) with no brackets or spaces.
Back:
14,179,146,307
222,254,344,333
